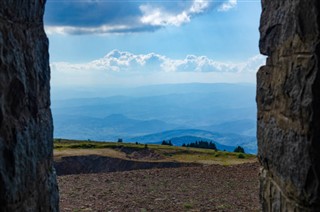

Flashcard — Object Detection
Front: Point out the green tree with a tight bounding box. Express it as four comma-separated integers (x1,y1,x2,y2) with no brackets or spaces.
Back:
182,141,217,151
161,140,173,146
234,146,245,153
209,141,217,151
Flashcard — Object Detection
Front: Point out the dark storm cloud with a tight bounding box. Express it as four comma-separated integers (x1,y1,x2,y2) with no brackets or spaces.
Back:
44,0,236,34
45,0,142,27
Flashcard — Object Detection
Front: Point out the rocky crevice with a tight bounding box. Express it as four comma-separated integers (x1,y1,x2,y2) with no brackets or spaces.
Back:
257,0,320,210
1,0,320,211
0,1,59,211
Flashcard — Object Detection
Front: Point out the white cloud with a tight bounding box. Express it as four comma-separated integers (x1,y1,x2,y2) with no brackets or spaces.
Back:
51,49,265,73
51,50,265,87
140,0,210,27
140,6,190,26
190,0,210,13
218,0,237,12
45,25,136,35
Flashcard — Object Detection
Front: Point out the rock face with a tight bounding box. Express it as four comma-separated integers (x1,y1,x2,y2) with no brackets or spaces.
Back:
0,1,59,211
257,0,320,211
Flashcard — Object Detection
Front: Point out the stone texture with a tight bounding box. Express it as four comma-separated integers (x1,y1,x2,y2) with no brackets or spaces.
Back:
0,0,59,211
257,0,320,211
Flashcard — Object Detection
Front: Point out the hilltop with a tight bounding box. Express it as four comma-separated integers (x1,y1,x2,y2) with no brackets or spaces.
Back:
54,139,260,211
54,139,257,175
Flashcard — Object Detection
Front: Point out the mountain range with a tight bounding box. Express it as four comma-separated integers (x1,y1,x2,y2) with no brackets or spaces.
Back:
52,83,257,153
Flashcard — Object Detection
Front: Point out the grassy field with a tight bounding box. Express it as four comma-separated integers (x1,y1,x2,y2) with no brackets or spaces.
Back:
54,139,257,165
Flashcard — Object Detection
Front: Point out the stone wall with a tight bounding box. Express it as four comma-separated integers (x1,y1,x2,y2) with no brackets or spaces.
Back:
257,0,320,211
0,1,59,211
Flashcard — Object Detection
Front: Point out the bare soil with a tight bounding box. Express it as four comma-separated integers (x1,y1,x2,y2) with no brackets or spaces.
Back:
58,162,260,212
54,155,198,176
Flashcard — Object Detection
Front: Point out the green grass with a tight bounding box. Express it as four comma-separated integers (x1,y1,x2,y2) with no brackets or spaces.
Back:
183,202,193,209
53,138,256,165
55,139,149,149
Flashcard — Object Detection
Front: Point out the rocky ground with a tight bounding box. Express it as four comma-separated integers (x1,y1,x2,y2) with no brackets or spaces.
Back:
58,162,260,212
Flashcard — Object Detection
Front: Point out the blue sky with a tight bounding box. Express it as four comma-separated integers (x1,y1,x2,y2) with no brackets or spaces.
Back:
45,0,264,89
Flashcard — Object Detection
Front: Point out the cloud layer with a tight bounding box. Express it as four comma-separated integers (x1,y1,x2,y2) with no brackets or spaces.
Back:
51,49,265,87
45,0,237,34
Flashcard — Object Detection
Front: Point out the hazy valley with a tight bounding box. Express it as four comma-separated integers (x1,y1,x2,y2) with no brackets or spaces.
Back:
52,83,257,153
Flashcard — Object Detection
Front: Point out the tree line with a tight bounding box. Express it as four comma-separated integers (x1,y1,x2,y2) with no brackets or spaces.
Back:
182,141,217,150
161,140,173,146
161,139,245,153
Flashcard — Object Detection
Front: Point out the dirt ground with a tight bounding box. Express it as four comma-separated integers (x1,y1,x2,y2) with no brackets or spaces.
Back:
58,162,260,212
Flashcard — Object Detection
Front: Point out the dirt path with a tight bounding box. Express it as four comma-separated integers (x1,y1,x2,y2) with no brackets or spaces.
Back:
58,162,260,212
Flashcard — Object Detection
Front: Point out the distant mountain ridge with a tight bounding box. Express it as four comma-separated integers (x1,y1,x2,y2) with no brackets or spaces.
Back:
52,83,256,100
52,83,257,153
127,129,257,153
54,113,180,140
151,136,237,152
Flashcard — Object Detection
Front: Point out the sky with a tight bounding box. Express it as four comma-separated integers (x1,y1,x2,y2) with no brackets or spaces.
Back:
45,0,264,90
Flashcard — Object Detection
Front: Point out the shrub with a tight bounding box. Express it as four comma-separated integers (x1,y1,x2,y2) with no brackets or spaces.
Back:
70,143,96,149
183,203,193,209
238,153,245,159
